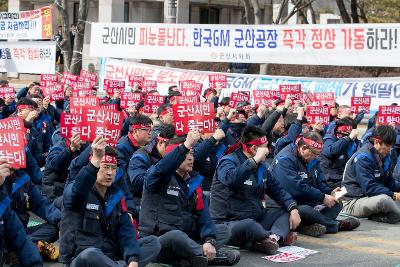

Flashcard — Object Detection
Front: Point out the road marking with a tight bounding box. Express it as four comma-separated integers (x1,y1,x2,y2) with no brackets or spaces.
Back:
299,235,400,258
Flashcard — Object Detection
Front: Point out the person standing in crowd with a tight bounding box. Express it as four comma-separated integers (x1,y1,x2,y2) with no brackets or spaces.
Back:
53,26,65,69
210,126,301,255
342,125,400,223
139,129,240,266
69,24,76,50
60,136,161,266
227,62,251,74
271,132,360,237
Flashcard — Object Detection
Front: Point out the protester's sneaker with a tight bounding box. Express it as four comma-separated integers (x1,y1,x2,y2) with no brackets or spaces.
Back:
209,247,241,266
282,231,297,246
297,223,327,237
338,217,360,231
368,213,400,224
37,240,59,261
253,237,279,255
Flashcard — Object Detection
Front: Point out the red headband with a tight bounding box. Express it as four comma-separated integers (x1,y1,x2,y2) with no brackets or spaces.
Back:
204,90,214,99
17,104,35,110
245,136,268,147
159,108,173,116
169,96,176,102
238,105,252,111
164,143,182,155
157,136,170,143
101,155,117,165
303,137,323,150
132,124,152,129
336,125,352,133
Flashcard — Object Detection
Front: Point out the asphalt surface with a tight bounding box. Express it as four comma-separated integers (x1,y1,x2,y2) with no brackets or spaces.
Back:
39,218,400,267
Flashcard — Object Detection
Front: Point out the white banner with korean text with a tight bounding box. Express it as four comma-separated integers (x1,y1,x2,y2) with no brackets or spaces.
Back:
91,23,400,67
0,41,56,74
99,58,400,112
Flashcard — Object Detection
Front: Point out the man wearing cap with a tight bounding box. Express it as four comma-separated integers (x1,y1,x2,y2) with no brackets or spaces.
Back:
139,129,240,266
342,125,400,224
210,126,300,255
60,136,161,267
271,132,359,237
116,114,153,172
319,117,359,188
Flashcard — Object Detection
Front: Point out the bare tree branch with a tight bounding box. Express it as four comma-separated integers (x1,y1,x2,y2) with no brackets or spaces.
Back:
275,0,289,24
280,0,317,24
242,0,253,24
70,0,89,74
351,0,360,23
336,0,351,23
53,0,72,72
250,0,261,24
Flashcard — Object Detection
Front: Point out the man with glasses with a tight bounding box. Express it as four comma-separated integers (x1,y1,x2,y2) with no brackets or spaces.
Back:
271,132,359,237
116,114,153,172
342,124,400,224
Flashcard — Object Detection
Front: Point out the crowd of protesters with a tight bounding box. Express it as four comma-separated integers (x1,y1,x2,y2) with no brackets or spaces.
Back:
0,76,399,267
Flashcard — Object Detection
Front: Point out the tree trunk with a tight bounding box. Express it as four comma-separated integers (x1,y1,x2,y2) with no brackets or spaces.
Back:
350,0,359,23
250,0,261,24
308,1,317,24
70,0,89,75
242,0,253,24
54,0,72,71
357,1,368,23
260,0,273,75
336,0,351,23
275,0,288,24
291,0,309,24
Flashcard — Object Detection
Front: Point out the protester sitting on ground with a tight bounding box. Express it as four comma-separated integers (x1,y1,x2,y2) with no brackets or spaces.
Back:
60,137,161,266
211,126,301,254
271,132,360,237
342,124,400,224
319,117,359,189
139,129,240,267
219,106,247,147
0,160,43,267
55,84,72,114
1,163,61,261
16,82,41,99
157,103,174,126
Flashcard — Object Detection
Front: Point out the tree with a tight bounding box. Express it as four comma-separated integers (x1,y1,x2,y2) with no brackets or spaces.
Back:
0,0,7,12
336,0,351,23
360,0,400,23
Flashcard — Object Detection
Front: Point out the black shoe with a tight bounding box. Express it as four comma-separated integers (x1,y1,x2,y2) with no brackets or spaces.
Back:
338,217,360,231
297,223,327,237
368,213,400,224
253,237,279,255
209,247,241,266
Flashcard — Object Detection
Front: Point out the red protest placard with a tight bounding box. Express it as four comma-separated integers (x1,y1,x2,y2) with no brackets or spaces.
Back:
208,74,227,89
351,97,371,114
0,87,15,100
101,104,118,110
77,76,96,87
120,92,144,109
60,72,79,85
229,92,250,108
252,90,280,106
279,84,302,101
40,74,58,87
80,69,97,82
142,80,157,92
70,97,99,109
179,80,203,97
378,106,400,125
81,107,124,146
144,95,166,113
128,75,144,88
42,84,64,102
313,92,335,107
306,106,330,125
0,130,26,169
60,112,83,139
0,117,25,131
173,103,216,135
302,91,314,105
175,96,199,104
104,79,125,96
71,82,93,97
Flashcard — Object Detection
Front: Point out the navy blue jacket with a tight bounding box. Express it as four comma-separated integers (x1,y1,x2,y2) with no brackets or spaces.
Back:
61,161,139,264
27,125,46,168
25,147,43,184
246,114,264,127
0,100,16,119
271,144,332,206
319,131,358,186
69,144,137,217
275,122,302,156
210,149,297,222
342,143,400,199
218,119,246,147
140,144,216,241
0,192,43,267
16,86,29,99
2,171,61,228
116,134,141,172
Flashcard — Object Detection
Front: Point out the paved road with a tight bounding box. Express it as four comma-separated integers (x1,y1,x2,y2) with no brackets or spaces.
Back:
41,218,399,267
